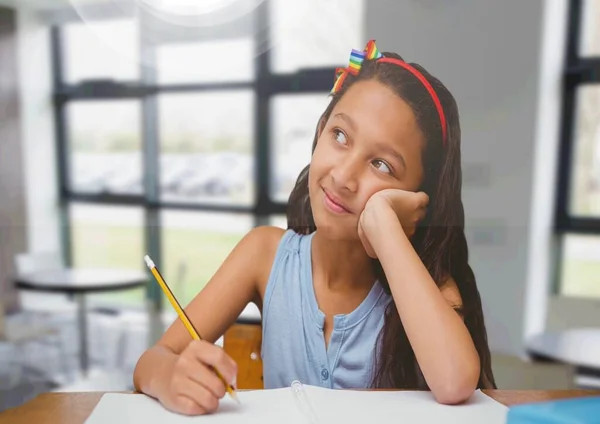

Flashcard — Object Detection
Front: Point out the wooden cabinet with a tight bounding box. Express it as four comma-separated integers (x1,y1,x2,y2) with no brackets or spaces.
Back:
223,323,263,389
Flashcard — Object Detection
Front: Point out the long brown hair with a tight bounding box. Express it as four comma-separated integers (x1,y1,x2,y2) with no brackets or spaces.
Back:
286,52,496,390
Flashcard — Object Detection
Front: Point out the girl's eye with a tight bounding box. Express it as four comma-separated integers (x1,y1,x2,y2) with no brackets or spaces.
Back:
372,159,392,174
333,129,348,145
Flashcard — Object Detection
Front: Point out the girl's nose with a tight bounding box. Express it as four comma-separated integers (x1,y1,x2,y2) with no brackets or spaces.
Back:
331,156,359,193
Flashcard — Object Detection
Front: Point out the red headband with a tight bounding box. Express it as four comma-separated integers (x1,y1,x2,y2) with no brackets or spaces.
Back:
331,40,447,147
377,57,447,146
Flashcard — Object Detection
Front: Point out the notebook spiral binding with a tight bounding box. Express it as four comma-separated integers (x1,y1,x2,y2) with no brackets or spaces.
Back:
291,380,321,424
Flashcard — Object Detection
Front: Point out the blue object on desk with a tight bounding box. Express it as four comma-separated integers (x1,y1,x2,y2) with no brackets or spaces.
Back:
506,396,600,423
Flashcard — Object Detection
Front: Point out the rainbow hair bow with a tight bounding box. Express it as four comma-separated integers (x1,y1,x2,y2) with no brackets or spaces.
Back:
329,39,448,146
331,39,383,94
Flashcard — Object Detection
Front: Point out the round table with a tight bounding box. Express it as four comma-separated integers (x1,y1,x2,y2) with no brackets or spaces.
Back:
15,268,148,376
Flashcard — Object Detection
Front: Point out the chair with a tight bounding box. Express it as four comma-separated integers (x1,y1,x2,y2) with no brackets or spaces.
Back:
0,300,69,387
14,252,76,317
13,252,145,380
15,251,63,273
13,252,77,381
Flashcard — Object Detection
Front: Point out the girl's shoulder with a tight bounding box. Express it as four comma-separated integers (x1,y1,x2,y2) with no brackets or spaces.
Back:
245,225,286,287
245,225,311,256
245,225,286,251
245,226,309,299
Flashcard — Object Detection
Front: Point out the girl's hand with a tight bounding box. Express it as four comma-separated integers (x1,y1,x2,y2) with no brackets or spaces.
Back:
158,340,237,416
358,189,429,258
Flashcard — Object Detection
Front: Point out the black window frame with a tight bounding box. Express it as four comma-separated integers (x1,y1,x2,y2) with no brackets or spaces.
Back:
51,1,336,311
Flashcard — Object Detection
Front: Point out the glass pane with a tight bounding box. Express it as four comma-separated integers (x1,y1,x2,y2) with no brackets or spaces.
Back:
270,0,364,73
560,234,600,299
63,19,139,84
270,94,331,202
160,211,252,307
67,100,143,195
70,203,145,307
270,215,287,229
580,0,600,56
158,91,254,205
568,86,600,216
156,38,254,84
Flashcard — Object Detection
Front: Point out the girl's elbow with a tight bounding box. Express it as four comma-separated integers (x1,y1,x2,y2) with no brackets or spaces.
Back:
433,383,475,405
432,369,479,405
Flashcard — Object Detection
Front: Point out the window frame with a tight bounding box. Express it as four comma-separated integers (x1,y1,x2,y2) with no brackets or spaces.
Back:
554,0,600,297
51,1,336,311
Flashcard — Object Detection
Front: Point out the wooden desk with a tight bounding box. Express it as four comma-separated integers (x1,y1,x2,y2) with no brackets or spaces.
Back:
1,390,599,424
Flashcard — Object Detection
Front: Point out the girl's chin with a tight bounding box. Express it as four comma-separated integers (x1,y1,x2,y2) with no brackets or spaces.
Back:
313,216,359,241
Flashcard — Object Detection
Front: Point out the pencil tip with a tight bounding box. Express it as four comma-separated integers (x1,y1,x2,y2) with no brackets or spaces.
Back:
230,391,241,404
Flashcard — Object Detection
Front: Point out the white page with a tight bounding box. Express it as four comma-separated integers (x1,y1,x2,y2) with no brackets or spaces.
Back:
301,386,508,424
85,386,508,424
85,389,306,424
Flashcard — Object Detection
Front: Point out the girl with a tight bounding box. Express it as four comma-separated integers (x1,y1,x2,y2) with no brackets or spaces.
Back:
133,40,496,415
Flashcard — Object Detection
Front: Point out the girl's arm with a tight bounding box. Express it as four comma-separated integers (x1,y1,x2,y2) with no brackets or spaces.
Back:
367,207,480,404
133,226,283,403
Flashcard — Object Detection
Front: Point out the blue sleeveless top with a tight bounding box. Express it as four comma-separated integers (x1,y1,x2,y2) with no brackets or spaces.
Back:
261,229,391,389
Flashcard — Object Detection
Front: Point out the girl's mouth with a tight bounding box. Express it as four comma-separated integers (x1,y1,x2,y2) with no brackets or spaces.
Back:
322,188,351,214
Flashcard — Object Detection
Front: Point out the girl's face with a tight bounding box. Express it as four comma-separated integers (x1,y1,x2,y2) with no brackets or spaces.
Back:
309,79,426,240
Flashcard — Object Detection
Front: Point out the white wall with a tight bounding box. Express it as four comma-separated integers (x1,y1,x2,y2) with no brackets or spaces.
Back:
17,9,61,255
366,0,554,355
523,0,569,340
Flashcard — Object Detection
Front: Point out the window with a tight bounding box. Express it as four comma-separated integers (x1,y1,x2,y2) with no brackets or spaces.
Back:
52,1,363,310
269,0,364,73
567,86,600,217
560,234,600,299
270,215,287,229
70,203,145,306
160,211,252,307
556,0,600,298
62,19,139,83
67,100,143,195
579,0,600,56
270,94,331,202
158,91,254,205
156,39,254,84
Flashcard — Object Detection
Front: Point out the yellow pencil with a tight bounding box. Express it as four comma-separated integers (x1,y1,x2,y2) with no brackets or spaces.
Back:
143,255,240,404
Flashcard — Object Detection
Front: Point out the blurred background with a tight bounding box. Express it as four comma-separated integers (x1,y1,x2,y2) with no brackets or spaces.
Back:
1,0,600,412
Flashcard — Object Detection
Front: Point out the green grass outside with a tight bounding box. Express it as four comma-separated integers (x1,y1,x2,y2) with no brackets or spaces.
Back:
72,225,245,307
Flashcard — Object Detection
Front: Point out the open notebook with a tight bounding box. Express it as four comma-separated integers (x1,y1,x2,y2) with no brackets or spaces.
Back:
85,383,508,424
